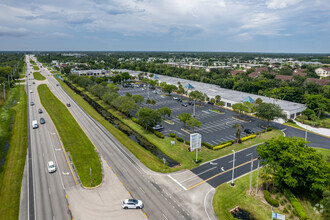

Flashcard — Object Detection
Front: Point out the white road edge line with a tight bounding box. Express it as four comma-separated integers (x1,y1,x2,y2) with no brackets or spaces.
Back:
48,131,65,190
167,175,187,191
204,188,216,220
163,213,169,220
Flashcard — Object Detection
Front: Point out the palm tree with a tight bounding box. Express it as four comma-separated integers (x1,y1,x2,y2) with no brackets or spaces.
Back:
233,123,244,143
215,95,221,105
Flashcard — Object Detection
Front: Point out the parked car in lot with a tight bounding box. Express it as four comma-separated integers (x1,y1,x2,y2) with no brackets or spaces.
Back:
122,199,144,209
182,103,188,107
66,103,71,107
173,97,178,100
244,128,254,134
187,101,194,106
47,161,56,173
177,99,182,102
38,108,43,113
152,125,164,130
40,117,45,124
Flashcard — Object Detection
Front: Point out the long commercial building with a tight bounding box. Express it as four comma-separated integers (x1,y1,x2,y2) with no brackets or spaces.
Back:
115,69,306,119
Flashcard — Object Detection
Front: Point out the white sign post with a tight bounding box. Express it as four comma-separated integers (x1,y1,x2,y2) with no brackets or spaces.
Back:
190,133,201,163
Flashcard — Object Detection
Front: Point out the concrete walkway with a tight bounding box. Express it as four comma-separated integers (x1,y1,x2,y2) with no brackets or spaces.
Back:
293,119,330,137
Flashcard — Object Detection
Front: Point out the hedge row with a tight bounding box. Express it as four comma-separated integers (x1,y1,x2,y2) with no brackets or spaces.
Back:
283,189,309,220
241,134,256,142
202,142,214,149
131,117,164,138
264,190,279,207
213,142,232,150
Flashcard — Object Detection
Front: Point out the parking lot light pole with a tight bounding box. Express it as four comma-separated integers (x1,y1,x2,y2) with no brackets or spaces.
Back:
193,99,196,117
231,150,235,186
304,125,308,142
248,154,253,194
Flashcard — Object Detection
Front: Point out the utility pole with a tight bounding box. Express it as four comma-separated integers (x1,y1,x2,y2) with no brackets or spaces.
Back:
249,154,253,194
256,160,260,194
304,125,308,143
193,99,196,117
231,150,235,186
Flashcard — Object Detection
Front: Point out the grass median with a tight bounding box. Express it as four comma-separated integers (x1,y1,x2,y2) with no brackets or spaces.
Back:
0,86,28,220
37,84,102,187
33,66,39,71
33,72,45,80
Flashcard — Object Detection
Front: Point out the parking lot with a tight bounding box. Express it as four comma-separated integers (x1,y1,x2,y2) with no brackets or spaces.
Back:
118,85,268,146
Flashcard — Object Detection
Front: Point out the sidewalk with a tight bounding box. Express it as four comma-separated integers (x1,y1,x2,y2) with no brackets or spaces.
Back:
293,119,330,138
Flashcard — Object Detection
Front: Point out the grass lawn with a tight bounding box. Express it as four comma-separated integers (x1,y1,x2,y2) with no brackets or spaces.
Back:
314,147,330,162
33,72,45,80
33,66,39,71
38,84,102,187
283,121,304,130
0,86,28,220
213,170,277,219
64,79,283,172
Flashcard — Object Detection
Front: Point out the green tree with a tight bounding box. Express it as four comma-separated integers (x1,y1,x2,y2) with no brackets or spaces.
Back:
210,98,215,109
136,107,161,130
132,95,144,104
162,84,177,95
186,117,202,132
158,107,171,119
304,94,330,118
232,103,244,116
255,98,263,105
215,95,221,104
242,101,256,113
255,103,286,127
151,99,156,106
101,92,118,104
233,123,243,143
177,113,192,128
322,191,330,219
257,136,330,194
145,98,151,106
111,96,138,116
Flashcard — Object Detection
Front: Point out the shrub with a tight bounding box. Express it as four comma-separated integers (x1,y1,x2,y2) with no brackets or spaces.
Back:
286,204,292,210
154,131,164,139
176,137,184,142
263,182,267,190
275,194,281,200
287,119,294,123
169,133,176,138
202,142,213,149
220,140,234,145
264,190,279,207
283,189,309,220
256,131,260,135
241,134,256,142
283,208,289,214
266,127,273,131
280,198,286,206
185,140,190,145
213,142,232,150
262,130,266,133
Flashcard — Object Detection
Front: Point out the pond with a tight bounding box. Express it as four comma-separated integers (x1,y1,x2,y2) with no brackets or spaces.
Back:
231,207,256,220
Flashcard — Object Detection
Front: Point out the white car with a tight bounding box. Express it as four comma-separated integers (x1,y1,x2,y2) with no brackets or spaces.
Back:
173,97,178,100
47,161,56,173
122,199,144,209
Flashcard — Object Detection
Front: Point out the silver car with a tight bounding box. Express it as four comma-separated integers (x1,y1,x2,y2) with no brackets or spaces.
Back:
48,161,56,173
122,199,143,209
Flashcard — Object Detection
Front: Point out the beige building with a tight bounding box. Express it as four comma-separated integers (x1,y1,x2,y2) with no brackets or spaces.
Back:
315,67,330,77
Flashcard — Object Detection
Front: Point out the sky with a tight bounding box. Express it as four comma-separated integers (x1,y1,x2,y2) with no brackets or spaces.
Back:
0,0,329,53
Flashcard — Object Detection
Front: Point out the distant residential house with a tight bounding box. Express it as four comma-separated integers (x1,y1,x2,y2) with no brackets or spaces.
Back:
248,71,259,78
230,70,244,76
275,75,294,81
293,69,307,77
304,78,330,86
248,67,269,78
315,67,330,78
256,67,268,72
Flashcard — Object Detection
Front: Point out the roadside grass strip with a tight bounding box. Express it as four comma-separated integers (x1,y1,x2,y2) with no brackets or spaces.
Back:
213,170,279,220
0,86,28,220
33,66,39,70
33,71,45,80
37,84,102,187
55,78,166,172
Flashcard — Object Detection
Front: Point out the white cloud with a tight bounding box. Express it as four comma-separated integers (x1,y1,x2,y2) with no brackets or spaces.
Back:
266,0,301,9
0,26,28,37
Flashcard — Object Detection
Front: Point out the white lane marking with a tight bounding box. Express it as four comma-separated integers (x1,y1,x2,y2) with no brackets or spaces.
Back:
204,188,216,220
55,148,61,151
246,153,252,157
210,161,217,165
48,131,65,190
62,172,69,175
163,214,168,220
181,167,217,183
139,187,145,194
48,187,51,195
167,175,187,191
221,167,225,172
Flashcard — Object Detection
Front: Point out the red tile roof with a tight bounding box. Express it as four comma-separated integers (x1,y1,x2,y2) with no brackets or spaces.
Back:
293,69,307,77
248,71,259,78
305,78,330,86
230,70,244,76
275,75,293,81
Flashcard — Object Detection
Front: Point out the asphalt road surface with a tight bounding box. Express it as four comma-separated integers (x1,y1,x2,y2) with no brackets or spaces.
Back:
20,56,76,220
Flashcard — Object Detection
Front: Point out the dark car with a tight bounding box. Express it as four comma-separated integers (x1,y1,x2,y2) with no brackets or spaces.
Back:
187,101,194,106
182,103,188,107
30,101,34,106
177,99,182,102
244,128,254,134
38,108,43,113
40,117,45,124
152,125,164,130
56,84,59,86
66,103,71,107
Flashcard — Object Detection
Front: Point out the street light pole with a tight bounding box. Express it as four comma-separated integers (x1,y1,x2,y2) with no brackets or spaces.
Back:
249,154,253,194
256,160,260,194
304,125,308,142
193,99,196,117
231,150,235,186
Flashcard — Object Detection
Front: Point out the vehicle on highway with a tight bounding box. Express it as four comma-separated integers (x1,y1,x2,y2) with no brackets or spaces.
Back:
244,128,254,134
152,125,164,130
38,108,43,113
47,161,56,173
173,97,178,100
122,199,144,209
32,120,38,129
29,89,33,93
30,101,34,106
182,103,188,107
33,82,35,84
66,103,71,107
40,117,45,124
56,84,59,86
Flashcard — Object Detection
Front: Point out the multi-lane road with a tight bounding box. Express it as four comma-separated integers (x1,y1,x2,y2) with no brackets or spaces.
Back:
19,55,329,220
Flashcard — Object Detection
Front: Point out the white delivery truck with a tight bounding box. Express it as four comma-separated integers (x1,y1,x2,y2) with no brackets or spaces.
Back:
32,120,38,129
